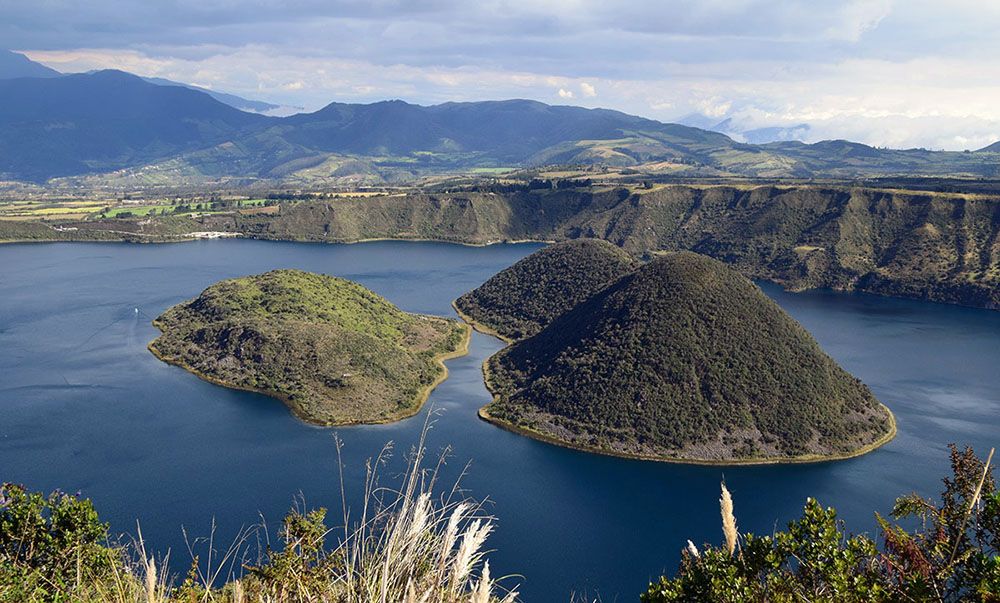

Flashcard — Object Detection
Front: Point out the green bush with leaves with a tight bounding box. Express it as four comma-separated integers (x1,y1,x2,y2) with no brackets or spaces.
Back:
0,484,118,601
643,446,999,602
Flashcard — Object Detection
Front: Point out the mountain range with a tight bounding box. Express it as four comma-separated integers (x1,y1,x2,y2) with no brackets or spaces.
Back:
139,77,289,114
1,53,999,185
0,51,288,111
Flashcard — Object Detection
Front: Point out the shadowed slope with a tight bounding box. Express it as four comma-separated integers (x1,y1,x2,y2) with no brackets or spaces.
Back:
454,238,639,341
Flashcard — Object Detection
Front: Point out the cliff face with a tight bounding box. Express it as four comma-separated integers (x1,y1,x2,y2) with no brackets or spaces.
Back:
620,186,1000,309
219,185,1000,309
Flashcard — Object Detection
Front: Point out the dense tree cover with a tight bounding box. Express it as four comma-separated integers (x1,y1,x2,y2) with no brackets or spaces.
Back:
486,252,894,461
644,446,1000,602
455,239,638,340
150,269,468,426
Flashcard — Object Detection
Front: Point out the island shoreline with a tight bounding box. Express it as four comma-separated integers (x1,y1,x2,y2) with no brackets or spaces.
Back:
148,316,472,428
465,310,898,466
450,300,514,344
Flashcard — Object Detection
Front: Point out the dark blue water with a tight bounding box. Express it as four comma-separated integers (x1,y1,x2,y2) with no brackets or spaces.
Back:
1,240,998,601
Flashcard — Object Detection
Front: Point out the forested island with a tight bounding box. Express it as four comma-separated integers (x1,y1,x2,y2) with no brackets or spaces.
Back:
149,269,469,425
461,245,895,463
454,238,639,341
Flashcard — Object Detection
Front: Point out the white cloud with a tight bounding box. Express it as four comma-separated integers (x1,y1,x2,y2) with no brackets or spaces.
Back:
826,0,893,42
558,88,575,99
580,82,597,97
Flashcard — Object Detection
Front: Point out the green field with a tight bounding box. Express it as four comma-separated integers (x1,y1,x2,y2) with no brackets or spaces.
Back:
93,199,269,218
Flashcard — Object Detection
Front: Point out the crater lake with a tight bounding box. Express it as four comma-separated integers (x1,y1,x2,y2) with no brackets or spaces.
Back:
2,239,998,601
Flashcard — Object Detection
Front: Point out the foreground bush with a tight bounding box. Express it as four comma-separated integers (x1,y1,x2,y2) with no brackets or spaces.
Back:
0,435,518,603
643,446,999,602
6,443,997,602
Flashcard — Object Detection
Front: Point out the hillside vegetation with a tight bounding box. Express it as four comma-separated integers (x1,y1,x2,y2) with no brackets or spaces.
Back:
454,238,638,340
645,446,999,602
211,184,1000,310
149,269,468,425
10,183,1000,311
483,252,894,462
0,439,518,602
3,440,994,600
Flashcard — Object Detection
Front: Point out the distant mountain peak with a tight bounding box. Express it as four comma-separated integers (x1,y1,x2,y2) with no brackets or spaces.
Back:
140,75,291,114
0,50,61,80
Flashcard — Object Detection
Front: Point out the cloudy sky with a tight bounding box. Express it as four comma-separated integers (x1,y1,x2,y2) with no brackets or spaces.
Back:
5,0,1000,150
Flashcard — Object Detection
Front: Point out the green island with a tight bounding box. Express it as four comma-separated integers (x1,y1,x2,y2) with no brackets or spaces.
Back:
148,269,470,426
454,238,639,341
462,247,895,464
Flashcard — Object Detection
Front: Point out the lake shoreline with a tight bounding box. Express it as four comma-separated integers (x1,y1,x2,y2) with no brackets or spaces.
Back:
4,233,995,314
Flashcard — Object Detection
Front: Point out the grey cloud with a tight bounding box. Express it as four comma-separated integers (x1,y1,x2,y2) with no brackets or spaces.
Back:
6,0,1000,149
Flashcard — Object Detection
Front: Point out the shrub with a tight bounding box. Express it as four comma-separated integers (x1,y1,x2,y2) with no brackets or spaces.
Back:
0,483,120,599
643,446,999,602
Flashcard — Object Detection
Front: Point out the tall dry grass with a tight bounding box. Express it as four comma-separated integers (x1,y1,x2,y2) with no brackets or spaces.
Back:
1,416,518,603
322,422,519,603
719,482,738,557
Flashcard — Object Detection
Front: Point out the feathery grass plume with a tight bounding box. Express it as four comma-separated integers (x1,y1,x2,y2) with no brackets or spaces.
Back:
685,540,700,558
720,481,738,556
438,501,469,576
134,524,169,603
231,579,244,603
144,556,157,603
450,518,494,595
470,560,493,603
325,410,517,602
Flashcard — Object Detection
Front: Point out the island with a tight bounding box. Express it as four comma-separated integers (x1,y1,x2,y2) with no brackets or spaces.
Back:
465,249,895,464
149,269,470,425
454,238,639,341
